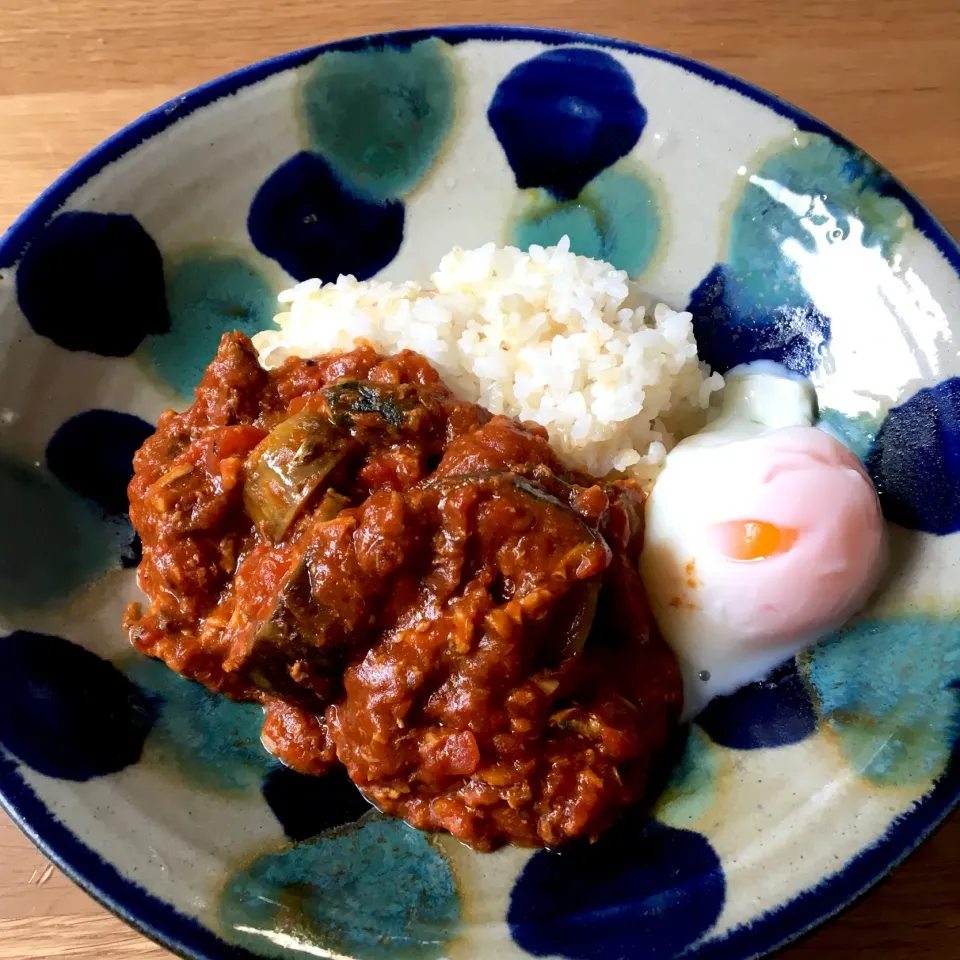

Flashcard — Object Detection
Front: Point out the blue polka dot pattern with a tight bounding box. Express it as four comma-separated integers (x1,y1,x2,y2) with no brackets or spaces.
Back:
262,765,372,842
489,48,647,201
16,211,168,356
221,817,461,958
248,152,405,282
509,817,725,959
696,659,818,750
689,264,830,376
46,409,154,516
688,135,910,375
866,378,960,534
0,631,156,781
144,254,275,395
300,39,457,202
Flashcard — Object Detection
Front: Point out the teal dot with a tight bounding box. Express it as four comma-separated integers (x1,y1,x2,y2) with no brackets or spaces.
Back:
654,726,722,829
144,254,275,396
221,817,461,958
512,165,661,276
123,655,273,793
689,133,914,375
817,407,881,463
729,135,908,314
300,39,457,202
0,453,122,609
804,617,959,787
515,204,603,261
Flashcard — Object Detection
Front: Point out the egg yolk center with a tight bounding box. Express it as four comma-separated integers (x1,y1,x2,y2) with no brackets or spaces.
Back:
714,519,798,561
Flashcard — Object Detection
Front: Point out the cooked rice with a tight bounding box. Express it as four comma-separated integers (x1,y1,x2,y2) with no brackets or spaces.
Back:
253,237,723,486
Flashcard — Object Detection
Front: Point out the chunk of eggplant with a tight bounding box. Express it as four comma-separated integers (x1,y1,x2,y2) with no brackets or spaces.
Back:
426,471,607,657
557,578,601,659
243,409,355,542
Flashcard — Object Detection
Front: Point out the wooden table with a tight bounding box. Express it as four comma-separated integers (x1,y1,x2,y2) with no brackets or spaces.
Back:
1,1,958,957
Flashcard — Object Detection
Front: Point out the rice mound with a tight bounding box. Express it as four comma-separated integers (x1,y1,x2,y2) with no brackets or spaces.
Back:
253,237,723,486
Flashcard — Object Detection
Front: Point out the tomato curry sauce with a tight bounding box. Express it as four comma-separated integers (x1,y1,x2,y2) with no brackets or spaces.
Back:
126,332,682,850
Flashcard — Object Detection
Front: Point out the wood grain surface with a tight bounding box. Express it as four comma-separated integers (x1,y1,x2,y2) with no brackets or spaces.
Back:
0,1,958,957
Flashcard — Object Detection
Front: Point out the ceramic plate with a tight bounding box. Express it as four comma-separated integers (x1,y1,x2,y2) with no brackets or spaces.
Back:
0,25,957,960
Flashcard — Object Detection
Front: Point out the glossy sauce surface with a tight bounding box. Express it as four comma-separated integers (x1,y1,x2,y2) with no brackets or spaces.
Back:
126,333,682,849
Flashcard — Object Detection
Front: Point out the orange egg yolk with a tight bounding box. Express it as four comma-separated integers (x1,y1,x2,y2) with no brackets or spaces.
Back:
714,520,798,561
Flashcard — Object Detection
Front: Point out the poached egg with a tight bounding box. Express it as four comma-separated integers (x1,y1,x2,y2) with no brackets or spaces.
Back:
640,365,886,718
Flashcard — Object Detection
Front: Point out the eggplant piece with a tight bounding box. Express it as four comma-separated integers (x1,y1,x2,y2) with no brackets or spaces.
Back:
243,409,356,543
426,471,605,545
224,546,345,707
240,564,340,706
245,492,349,675
425,471,607,647
226,493,359,706
557,579,601,658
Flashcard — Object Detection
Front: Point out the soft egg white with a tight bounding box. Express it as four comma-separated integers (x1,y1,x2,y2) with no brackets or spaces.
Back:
640,365,886,718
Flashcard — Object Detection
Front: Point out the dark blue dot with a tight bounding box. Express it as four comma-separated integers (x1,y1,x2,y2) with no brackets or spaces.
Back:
16,212,169,356
0,631,156,781
696,659,818,750
262,765,372,841
248,152,405,282
687,135,915,378
488,48,647,201
509,817,725,959
865,379,960,534
688,264,830,375
46,410,154,516
120,532,143,569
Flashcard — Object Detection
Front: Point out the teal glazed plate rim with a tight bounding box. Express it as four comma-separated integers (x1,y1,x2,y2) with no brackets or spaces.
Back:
0,23,957,960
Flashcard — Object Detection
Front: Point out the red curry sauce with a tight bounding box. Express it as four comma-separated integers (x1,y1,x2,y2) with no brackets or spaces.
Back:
125,332,682,850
